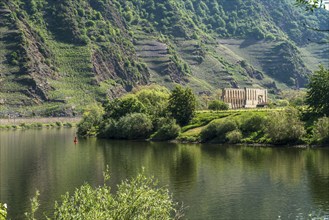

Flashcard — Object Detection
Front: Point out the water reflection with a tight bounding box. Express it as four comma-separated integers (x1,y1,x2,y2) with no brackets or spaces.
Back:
0,129,328,219
305,150,329,208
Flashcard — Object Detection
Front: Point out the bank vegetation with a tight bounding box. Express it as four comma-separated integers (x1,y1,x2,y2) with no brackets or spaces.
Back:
77,80,329,147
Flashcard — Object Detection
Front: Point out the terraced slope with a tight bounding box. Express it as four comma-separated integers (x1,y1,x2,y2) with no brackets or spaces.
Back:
0,0,328,115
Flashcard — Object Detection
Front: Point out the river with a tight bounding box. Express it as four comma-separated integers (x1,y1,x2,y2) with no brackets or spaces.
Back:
0,128,328,219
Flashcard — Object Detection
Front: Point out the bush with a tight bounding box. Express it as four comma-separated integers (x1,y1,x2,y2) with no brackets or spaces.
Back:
312,117,329,145
55,121,63,127
0,203,7,220
97,119,118,139
226,130,243,144
25,169,181,220
151,118,180,141
216,119,238,138
200,119,221,142
134,86,170,118
117,113,153,139
240,114,266,133
208,100,229,111
104,95,146,120
200,119,238,142
265,108,306,144
77,105,104,137
64,122,73,128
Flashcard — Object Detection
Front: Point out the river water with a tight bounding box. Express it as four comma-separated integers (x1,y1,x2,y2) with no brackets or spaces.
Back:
0,128,328,219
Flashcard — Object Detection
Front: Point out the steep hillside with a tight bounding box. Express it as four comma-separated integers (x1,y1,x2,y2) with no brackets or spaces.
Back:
0,0,328,116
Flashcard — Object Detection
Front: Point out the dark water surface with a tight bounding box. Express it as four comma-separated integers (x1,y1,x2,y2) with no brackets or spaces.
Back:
1,128,328,219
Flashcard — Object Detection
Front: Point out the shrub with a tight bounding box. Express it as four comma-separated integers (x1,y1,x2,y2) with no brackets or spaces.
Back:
64,122,73,128
226,130,243,144
240,114,266,133
208,100,229,111
277,99,290,107
151,118,180,141
200,119,221,142
117,113,153,139
97,119,118,139
0,203,7,220
312,117,329,145
25,169,181,220
77,105,104,137
135,86,170,118
216,119,238,138
55,121,63,127
104,95,146,120
200,119,238,142
265,108,306,144
36,123,43,128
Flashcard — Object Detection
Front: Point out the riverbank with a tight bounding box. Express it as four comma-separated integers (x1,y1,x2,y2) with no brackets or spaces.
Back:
0,117,81,129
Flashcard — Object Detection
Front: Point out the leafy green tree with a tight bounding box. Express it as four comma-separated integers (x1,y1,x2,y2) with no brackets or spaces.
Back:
312,116,329,144
117,113,153,139
208,100,229,111
240,114,266,133
167,86,196,126
151,118,180,141
306,66,329,116
295,0,325,11
265,107,306,144
135,85,170,118
77,105,104,137
103,95,146,120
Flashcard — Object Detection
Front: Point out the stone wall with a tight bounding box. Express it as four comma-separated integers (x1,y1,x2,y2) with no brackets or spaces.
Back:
222,88,267,109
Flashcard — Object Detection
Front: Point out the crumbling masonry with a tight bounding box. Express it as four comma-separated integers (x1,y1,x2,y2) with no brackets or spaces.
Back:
222,88,268,109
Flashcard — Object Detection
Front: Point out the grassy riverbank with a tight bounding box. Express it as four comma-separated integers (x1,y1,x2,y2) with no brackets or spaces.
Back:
176,108,327,146
0,117,80,129
178,109,280,142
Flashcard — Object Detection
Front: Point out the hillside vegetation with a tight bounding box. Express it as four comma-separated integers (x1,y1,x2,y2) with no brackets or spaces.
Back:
0,0,328,116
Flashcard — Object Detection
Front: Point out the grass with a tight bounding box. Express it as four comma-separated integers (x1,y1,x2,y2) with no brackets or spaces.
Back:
0,117,79,129
179,108,279,142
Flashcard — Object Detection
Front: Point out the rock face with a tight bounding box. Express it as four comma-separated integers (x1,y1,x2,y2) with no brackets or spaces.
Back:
0,0,328,115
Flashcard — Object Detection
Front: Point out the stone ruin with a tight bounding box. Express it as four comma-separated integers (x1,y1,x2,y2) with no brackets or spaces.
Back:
222,88,268,109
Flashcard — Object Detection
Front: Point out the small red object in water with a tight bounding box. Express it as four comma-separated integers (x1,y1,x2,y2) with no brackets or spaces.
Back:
74,136,78,144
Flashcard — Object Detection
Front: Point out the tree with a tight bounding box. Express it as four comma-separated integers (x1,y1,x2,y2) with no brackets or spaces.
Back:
103,95,146,120
167,86,196,126
134,85,170,118
306,66,329,116
265,107,306,144
312,116,329,144
77,105,104,137
295,0,325,11
208,100,229,111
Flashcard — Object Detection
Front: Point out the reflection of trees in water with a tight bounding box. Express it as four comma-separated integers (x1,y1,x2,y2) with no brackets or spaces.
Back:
238,147,308,186
201,144,232,161
305,150,329,207
240,147,272,166
99,140,152,185
170,146,198,186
